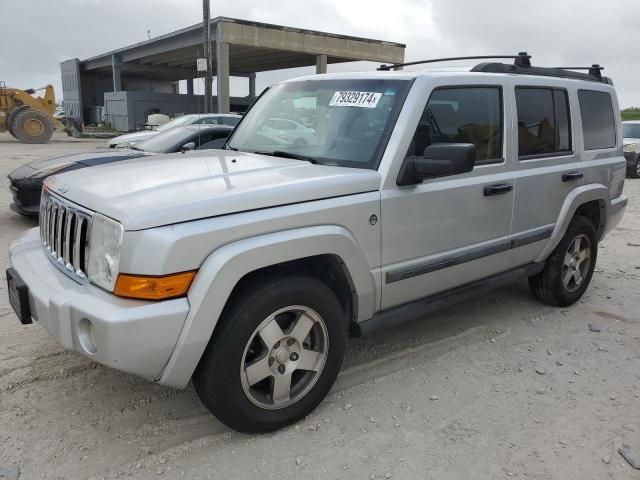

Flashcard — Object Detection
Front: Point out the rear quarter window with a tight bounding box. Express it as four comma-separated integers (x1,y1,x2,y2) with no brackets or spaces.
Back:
578,90,616,150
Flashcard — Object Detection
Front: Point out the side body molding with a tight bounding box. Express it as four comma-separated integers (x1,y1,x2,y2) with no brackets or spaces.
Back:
158,225,376,388
535,184,609,263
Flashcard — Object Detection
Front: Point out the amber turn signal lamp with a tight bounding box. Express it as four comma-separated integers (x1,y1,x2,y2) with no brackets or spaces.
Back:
114,271,197,300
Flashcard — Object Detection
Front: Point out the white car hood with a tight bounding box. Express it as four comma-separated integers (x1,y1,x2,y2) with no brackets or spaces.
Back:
623,137,640,145
107,130,159,146
45,150,381,230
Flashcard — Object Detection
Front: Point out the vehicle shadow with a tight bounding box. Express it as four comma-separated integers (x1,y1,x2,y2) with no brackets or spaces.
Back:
1,280,546,477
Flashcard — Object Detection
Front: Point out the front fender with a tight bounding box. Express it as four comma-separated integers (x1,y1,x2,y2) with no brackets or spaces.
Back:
157,225,376,388
535,184,609,262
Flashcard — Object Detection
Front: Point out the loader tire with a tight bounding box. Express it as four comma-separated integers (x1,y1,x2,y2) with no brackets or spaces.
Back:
13,108,54,144
6,105,29,138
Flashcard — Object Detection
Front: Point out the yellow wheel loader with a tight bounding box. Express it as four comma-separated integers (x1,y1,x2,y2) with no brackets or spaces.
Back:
0,82,63,143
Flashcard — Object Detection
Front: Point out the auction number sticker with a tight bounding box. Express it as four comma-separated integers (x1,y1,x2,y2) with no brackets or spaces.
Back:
329,91,382,108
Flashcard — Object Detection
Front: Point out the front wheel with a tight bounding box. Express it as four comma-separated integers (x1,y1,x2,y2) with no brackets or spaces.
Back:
193,274,347,433
529,215,598,307
629,158,640,179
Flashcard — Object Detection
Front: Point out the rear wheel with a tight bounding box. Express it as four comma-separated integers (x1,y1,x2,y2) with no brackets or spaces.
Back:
193,274,347,433
529,215,597,307
13,109,54,144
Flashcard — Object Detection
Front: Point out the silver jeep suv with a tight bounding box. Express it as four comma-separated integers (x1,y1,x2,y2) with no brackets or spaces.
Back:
7,54,628,433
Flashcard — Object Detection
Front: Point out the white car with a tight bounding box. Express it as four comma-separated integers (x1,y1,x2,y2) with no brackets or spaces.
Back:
107,113,241,148
623,120,640,177
258,117,316,146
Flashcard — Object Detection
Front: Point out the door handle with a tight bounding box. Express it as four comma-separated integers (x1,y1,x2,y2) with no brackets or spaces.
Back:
483,183,513,196
562,171,583,182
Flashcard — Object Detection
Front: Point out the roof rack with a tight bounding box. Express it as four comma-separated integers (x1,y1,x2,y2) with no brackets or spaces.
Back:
378,52,612,84
377,52,532,71
552,65,604,79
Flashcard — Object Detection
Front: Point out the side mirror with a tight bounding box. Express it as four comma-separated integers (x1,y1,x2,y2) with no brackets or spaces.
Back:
181,141,196,153
397,143,476,186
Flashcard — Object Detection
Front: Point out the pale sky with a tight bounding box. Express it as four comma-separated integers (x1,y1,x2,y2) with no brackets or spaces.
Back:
2,0,639,108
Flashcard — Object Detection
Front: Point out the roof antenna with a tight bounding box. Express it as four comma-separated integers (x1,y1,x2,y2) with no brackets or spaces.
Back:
514,52,531,68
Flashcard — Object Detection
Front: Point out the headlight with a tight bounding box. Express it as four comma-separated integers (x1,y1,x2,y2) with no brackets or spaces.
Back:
623,143,638,153
87,213,124,291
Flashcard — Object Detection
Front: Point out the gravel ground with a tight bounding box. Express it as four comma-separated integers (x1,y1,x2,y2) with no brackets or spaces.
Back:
0,131,639,480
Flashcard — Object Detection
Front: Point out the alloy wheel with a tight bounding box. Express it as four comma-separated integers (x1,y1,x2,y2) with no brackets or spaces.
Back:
562,233,592,293
240,305,329,410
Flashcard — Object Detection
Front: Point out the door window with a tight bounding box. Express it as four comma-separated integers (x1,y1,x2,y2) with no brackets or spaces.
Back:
516,88,571,158
578,90,616,150
408,87,503,165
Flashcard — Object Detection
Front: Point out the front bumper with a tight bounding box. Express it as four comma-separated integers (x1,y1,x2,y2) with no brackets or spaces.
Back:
9,179,41,216
8,228,190,382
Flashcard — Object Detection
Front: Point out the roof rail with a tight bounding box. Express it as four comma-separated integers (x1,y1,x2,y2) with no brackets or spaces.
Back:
552,65,604,79
377,52,531,71
473,62,612,85
378,53,612,85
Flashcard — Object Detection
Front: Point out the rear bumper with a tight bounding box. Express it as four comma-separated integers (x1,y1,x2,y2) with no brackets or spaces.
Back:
8,228,190,382
603,195,628,238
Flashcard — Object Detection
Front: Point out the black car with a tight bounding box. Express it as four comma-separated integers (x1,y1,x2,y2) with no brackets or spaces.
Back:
8,125,233,216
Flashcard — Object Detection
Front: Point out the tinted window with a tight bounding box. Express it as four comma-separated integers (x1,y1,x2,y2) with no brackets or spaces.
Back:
221,116,240,126
579,90,616,150
623,123,640,139
199,117,221,125
408,87,503,164
516,88,571,157
136,127,194,153
194,131,230,149
198,137,228,150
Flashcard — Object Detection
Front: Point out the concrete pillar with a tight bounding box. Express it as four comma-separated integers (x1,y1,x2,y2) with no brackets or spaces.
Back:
316,54,328,74
111,54,122,92
215,25,230,113
249,73,256,101
186,78,194,95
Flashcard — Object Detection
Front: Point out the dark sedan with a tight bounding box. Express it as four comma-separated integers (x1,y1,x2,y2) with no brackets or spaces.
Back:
8,125,233,216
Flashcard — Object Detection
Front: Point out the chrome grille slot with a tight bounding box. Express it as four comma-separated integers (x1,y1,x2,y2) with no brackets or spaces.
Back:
39,189,93,282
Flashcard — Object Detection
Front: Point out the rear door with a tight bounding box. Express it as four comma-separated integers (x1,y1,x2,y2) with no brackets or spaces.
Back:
380,80,515,309
508,79,585,268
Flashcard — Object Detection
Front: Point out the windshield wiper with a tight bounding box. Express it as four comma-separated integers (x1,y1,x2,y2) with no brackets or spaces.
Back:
255,150,319,164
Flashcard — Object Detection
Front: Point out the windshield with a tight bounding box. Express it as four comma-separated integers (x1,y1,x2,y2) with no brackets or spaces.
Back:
155,114,197,132
227,79,412,169
623,123,640,139
136,127,195,153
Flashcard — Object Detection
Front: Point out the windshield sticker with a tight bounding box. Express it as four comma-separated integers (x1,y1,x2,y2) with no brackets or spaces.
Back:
329,91,382,108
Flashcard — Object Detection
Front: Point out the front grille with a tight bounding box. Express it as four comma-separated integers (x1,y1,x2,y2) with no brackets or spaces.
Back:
39,189,93,281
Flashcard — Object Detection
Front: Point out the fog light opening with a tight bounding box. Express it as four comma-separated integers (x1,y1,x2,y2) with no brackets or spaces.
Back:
78,318,97,354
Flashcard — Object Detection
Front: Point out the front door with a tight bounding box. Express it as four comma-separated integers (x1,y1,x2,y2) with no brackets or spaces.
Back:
381,84,515,310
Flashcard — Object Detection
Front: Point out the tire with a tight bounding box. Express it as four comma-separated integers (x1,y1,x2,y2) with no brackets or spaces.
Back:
529,215,598,307
13,109,54,144
628,158,640,179
193,274,347,433
6,105,29,138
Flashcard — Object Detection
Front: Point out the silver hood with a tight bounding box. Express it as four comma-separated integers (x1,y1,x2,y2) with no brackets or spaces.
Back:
106,130,159,146
45,150,381,230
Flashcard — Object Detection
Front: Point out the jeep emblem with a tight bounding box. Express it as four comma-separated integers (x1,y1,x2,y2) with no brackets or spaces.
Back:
58,184,70,194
